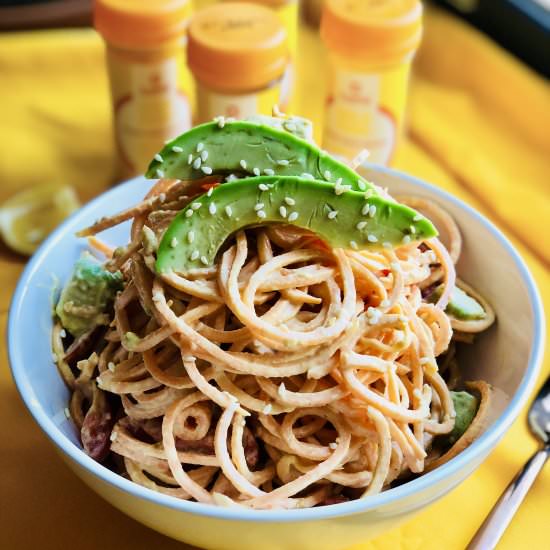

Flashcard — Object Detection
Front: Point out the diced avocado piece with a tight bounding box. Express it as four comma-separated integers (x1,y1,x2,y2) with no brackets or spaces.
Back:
156,176,437,274
429,285,486,320
146,120,374,193
55,252,123,337
446,391,479,445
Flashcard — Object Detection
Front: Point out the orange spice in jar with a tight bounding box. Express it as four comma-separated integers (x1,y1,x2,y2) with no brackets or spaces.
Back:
320,0,422,165
187,2,289,123
94,0,192,179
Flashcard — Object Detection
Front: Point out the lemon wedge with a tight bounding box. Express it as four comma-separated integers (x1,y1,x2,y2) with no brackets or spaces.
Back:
0,183,80,256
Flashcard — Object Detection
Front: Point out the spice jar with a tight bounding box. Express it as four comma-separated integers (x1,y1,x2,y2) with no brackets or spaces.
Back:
94,0,192,179
320,0,422,165
187,2,289,123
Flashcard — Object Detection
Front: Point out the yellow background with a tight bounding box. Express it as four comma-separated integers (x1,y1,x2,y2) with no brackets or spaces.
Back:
0,5,549,550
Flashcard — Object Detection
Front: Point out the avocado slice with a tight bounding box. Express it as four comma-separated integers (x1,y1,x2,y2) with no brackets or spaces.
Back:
156,176,437,274
56,252,123,337
145,120,375,193
446,391,479,445
429,285,486,320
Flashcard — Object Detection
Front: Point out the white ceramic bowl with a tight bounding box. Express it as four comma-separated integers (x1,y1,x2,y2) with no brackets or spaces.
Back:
8,167,545,550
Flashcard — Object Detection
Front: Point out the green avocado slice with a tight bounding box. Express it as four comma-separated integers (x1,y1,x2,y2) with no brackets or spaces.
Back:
156,176,437,274
446,391,479,445
145,120,375,193
429,285,486,320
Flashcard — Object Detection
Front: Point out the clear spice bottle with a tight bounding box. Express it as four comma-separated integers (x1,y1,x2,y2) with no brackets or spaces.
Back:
94,0,192,179
187,2,289,123
320,0,422,165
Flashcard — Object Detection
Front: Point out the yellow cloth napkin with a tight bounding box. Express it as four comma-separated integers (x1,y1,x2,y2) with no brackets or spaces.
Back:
0,6,548,550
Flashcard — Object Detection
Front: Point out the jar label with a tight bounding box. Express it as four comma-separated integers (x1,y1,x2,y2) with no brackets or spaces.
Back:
323,64,410,165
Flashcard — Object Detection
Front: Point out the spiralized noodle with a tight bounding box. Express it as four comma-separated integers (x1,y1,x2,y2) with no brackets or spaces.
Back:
53,179,495,509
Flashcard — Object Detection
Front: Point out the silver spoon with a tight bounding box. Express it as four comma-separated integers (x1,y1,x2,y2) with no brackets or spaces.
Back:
468,376,550,550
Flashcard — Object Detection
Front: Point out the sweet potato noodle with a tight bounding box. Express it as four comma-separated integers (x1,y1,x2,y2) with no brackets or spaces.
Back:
52,178,494,510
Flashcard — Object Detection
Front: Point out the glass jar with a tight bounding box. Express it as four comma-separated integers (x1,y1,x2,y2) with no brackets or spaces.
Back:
187,2,289,123
320,0,422,165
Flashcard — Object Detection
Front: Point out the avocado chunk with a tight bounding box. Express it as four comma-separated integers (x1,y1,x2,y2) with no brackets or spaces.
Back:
429,285,486,320
446,391,479,445
55,252,123,337
156,176,437,274
146,120,375,193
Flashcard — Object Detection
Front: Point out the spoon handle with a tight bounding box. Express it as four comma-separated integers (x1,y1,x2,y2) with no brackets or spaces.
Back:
467,446,550,550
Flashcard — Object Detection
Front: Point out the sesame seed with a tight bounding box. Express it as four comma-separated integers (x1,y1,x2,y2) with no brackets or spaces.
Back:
172,145,183,153
335,177,342,185
288,212,299,222
159,193,166,202
279,205,287,218
361,203,371,215
215,116,226,128
278,383,286,396
324,170,332,180
257,210,266,219
190,250,200,261
196,142,204,152
185,209,194,218
328,210,338,220
156,168,165,178
259,183,269,191
410,225,416,234
335,184,351,195
110,431,118,442
301,173,314,180
52,352,58,362
187,154,193,164
369,205,377,217
200,256,209,265
367,234,378,243
264,168,275,176
383,242,392,249
349,240,359,250
402,235,411,244
201,166,213,175
329,442,337,450
262,403,273,414
358,181,367,191
187,231,195,244
356,221,367,230
253,167,261,176
154,153,163,162
225,205,233,217
364,189,374,199
170,237,178,248
108,361,116,372
284,197,295,206
254,203,265,211
226,174,237,182
59,329,66,338
209,202,217,215
193,157,202,169
183,355,195,362
64,407,70,419
277,159,289,166
207,187,214,197
240,159,247,170
201,151,209,162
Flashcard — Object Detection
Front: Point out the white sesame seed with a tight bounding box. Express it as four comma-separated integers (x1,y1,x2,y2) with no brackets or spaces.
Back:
190,250,200,261
413,214,422,221
364,189,375,199
328,210,338,220
259,183,269,191
358,181,367,191
367,234,378,243
59,329,66,338
185,209,194,218
335,177,342,185
253,167,261,176
209,202,217,215
201,151,209,162
257,210,266,219
329,442,337,450
64,407,70,419
156,168,165,178
410,225,416,234
288,212,299,222
193,157,202,169
183,355,196,362
278,383,286,396
154,153,163,162
402,235,411,244
187,154,193,164
356,221,367,230
200,256,209,265
262,403,273,414
226,174,238,182
324,170,332,180
277,159,289,166
172,145,183,153
159,193,166,202
201,166,213,175
207,187,214,197
264,168,275,176
196,142,204,152
284,197,295,206
349,240,359,250
110,431,118,442
254,203,265,211
279,205,287,218
334,184,351,195
383,242,392,249
192,202,202,210
301,173,314,180
369,205,377,218
108,361,116,372
225,205,233,217
187,231,195,244
361,203,371,215
170,237,178,248
215,116,226,128
240,159,247,170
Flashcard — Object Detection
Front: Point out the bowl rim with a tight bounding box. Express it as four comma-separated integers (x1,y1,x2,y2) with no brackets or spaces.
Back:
8,167,545,523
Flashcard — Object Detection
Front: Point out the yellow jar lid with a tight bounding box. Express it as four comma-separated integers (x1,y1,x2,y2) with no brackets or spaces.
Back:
94,0,191,49
321,0,422,64
187,2,288,93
